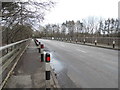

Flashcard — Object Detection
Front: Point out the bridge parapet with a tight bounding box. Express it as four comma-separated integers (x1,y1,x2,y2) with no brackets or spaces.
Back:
0,38,31,89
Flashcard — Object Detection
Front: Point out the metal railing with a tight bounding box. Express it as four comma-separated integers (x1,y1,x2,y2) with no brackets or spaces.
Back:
0,38,31,89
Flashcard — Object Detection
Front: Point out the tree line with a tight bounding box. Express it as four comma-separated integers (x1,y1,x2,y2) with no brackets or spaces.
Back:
37,17,120,39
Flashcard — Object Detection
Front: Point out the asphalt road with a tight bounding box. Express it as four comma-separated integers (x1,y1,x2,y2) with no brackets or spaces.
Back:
38,39,118,88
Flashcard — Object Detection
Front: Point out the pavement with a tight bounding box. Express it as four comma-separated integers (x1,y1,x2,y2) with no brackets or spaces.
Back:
4,39,59,88
38,39,118,88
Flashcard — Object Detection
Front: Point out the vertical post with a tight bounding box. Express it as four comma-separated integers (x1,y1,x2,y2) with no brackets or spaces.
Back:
113,41,115,48
84,39,85,44
45,53,51,89
62,38,63,41
41,44,44,62
95,40,97,45
66,38,67,42
76,39,77,43
70,38,71,43
38,42,41,53
35,39,37,46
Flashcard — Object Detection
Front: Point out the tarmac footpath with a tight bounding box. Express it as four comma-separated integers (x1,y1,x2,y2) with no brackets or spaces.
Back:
3,39,59,88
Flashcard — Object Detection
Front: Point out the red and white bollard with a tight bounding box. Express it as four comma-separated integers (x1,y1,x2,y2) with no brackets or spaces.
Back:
41,44,44,62
45,53,51,89
41,44,44,49
38,42,41,53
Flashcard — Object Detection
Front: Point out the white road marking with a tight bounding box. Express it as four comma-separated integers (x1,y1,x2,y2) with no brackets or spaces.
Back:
76,49,87,53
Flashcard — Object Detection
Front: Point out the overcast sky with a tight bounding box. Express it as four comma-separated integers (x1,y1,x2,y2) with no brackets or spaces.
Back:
41,0,119,25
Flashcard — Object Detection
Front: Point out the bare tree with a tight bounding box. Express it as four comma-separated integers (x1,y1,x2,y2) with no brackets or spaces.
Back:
61,23,66,37
1,0,55,44
66,20,75,39
82,16,100,35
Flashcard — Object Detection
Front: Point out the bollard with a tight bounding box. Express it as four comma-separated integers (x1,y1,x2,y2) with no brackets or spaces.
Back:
113,41,115,48
41,44,44,49
76,39,77,43
83,39,85,44
34,39,37,45
39,42,41,45
45,53,50,63
37,40,39,46
70,39,71,43
66,38,67,41
46,88,50,90
45,53,51,89
35,39,39,46
95,40,97,45
41,44,44,62
41,54,44,62
38,42,41,53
